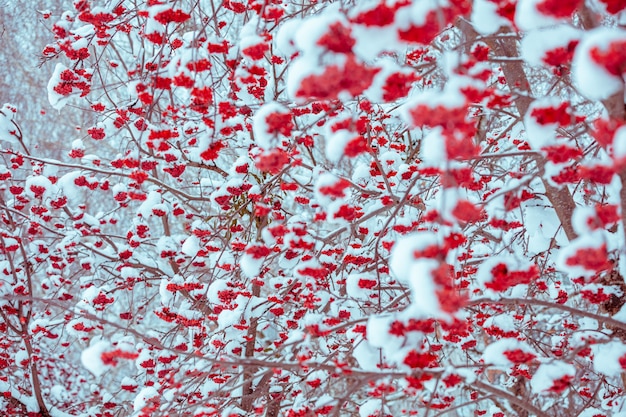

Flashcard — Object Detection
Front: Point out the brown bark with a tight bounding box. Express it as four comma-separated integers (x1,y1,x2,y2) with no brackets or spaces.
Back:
456,20,579,241
241,283,262,412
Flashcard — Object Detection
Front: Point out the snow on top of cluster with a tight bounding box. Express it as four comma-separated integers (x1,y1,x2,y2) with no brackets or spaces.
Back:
292,9,346,54
521,25,581,67
613,126,626,159
275,17,303,57
0,103,16,120
399,74,477,130
471,0,511,35
347,1,410,60
181,235,200,257
364,58,414,103
390,232,440,284
133,386,160,413
482,338,537,366
324,130,358,163
252,101,292,150
477,254,538,293
406,259,443,316
241,244,270,278
346,273,379,300
25,175,56,200
349,331,379,367
351,23,403,62
572,27,626,100
388,231,454,317
47,64,71,110
395,0,438,29
366,314,406,352
419,127,446,167
136,190,162,218
570,204,622,237
515,0,568,31
81,339,110,377
530,361,576,394
403,77,468,113
522,182,567,250
239,15,262,47
314,172,352,203
556,230,610,278
523,96,568,149
0,103,19,146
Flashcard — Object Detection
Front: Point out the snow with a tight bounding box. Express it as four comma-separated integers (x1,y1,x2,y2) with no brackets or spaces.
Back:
521,25,581,67
239,16,263,50
0,381,39,413
476,255,533,291
515,0,564,31
523,97,564,149
206,279,228,305
484,314,517,333
137,190,162,218
613,126,626,160
314,172,349,203
406,258,441,316
578,409,612,417
346,273,377,300
482,338,536,365
572,27,626,100
555,230,608,278
47,64,73,110
292,10,344,54
15,349,28,367
592,341,626,377
81,339,110,377
217,306,243,330
352,25,403,62
366,314,404,351
359,399,387,417
240,252,263,278
252,101,290,149
364,59,402,102
389,232,440,284
530,361,576,393
0,103,20,146
81,286,102,305
325,130,357,163
523,199,565,254
73,23,95,38
352,338,382,371
181,235,201,257
133,386,159,412
471,0,510,35
571,205,598,236
25,175,55,199
396,0,436,28
159,277,176,306
275,17,303,56
399,86,465,127
57,170,86,205
312,396,334,413
420,127,447,167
